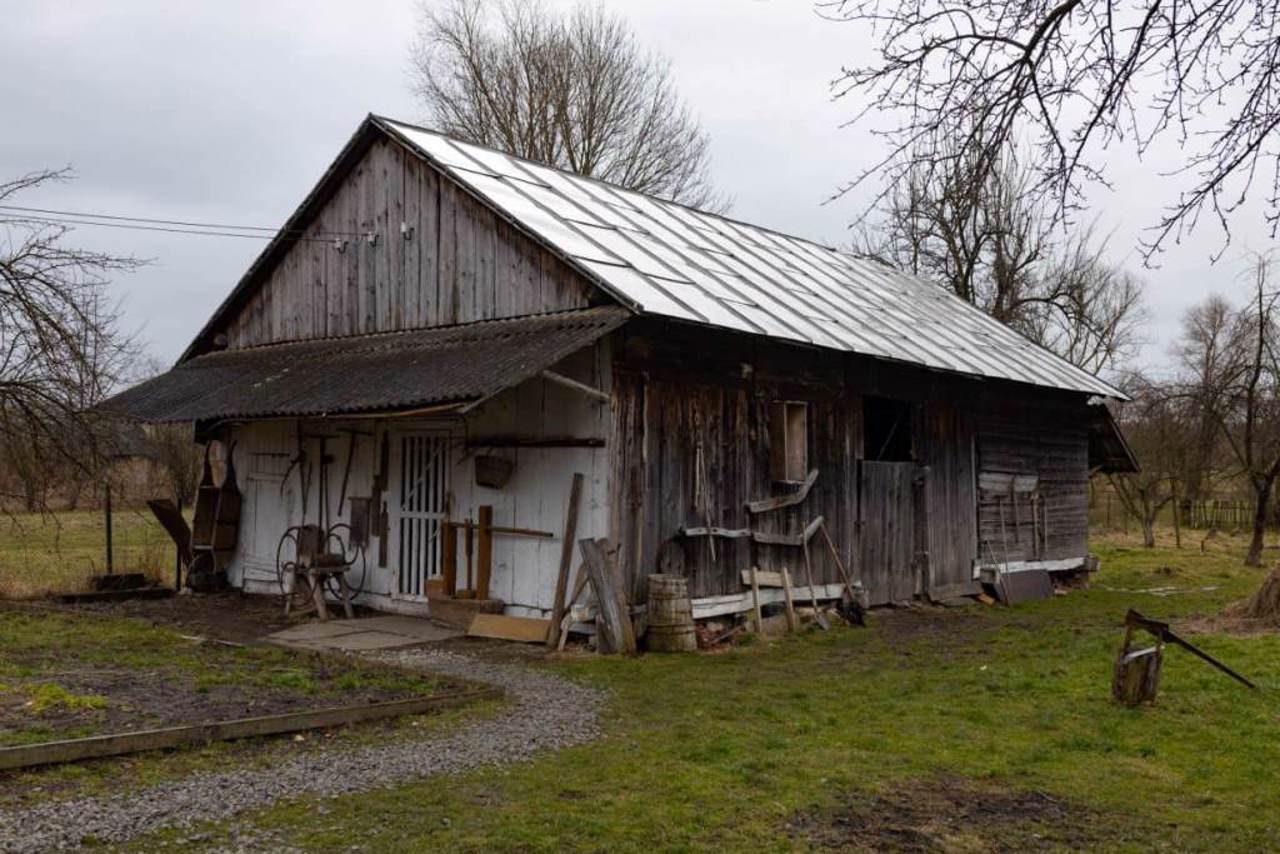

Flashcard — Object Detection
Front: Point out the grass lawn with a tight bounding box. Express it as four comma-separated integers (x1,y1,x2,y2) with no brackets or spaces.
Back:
0,606,449,749
123,528,1280,852
0,508,173,599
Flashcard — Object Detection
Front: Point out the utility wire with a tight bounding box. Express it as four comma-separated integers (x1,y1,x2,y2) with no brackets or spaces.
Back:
2,213,345,243
0,204,365,240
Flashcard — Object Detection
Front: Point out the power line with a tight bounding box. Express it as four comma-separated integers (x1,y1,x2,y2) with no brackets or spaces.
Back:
2,213,344,244
0,204,281,232
0,204,365,240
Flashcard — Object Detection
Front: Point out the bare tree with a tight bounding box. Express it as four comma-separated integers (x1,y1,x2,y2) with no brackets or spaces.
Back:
0,169,142,513
855,138,1147,374
1174,255,1280,565
410,0,723,208
824,0,1280,258
1108,375,1188,547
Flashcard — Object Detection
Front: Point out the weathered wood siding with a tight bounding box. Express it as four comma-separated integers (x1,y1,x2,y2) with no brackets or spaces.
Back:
975,396,1090,565
609,325,859,601
222,138,597,348
917,402,980,597
224,342,612,617
858,461,917,604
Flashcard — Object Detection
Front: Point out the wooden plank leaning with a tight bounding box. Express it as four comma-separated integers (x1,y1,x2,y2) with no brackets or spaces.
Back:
548,472,585,648
578,538,636,654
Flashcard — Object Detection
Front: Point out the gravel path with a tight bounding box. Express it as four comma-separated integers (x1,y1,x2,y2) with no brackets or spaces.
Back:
0,648,607,853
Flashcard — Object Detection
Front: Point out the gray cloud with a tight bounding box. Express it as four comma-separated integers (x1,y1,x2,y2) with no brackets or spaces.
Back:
1,0,1265,368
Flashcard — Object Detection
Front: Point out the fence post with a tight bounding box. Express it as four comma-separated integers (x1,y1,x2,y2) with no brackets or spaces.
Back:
104,483,114,576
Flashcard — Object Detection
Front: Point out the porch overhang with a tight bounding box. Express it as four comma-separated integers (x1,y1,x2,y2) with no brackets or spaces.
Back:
99,308,628,424
1087,402,1140,474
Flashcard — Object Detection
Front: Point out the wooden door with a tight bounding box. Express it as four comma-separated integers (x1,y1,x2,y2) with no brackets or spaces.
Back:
859,460,919,605
918,403,981,600
390,431,451,600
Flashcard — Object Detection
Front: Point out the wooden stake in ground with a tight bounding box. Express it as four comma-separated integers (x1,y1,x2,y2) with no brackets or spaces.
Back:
548,472,584,648
749,565,764,634
801,542,828,630
780,568,798,633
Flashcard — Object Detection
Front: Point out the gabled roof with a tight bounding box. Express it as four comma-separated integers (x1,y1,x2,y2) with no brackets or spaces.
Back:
184,113,1123,399
376,117,1123,399
106,309,626,423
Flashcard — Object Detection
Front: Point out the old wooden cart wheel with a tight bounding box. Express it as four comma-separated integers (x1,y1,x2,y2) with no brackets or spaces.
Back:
275,526,312,612
323,523,367,600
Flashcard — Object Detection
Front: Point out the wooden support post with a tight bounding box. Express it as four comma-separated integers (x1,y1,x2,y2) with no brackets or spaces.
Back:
441,522,457,597
463,520,474,596
476,506,493,600
749,565,764,634
549,473,585,648
802,541,828,630
781,568,798,632
174,496,183,590
104,483,114,576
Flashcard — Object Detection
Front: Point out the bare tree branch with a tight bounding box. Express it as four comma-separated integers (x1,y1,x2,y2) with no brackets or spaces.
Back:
410,0,726,210
823,0,1280,260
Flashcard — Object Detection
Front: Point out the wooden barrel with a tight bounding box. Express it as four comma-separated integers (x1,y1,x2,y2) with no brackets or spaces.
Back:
646,574,696,652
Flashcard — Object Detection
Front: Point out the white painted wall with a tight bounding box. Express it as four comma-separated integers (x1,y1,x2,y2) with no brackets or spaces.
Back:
224,340,612,618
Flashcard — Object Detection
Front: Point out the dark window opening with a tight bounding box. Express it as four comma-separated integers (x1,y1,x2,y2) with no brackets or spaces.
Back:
864,397,914,462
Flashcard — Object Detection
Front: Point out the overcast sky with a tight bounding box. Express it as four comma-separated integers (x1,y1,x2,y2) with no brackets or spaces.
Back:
2,0,1269,371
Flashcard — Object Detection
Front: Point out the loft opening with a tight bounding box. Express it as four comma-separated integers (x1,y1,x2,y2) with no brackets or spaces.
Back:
864,396,913,462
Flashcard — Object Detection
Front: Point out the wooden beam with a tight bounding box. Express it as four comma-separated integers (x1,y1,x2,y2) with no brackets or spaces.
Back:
680,526,804,547
578,538,636,654
476,505,493,600
466,436,605,449
749,565,764,633
548,473,584,648
540,369,610,403
0,687,497,772
568,582,845,622
441,521,457,596
745,469,819,514
467,613,552,644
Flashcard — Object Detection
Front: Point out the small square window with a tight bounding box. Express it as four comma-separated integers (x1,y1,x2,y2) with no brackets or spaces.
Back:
769,401,808,483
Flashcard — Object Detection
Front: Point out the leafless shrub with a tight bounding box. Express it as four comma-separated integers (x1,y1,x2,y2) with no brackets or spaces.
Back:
0,169,143,513
410,0,724,209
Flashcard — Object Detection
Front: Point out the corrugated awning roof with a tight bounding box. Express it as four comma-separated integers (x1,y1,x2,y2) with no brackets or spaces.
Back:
374,116,1125,399
101,308,627,423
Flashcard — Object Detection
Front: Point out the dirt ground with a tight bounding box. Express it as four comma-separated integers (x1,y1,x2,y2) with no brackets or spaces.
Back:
790,775,1105,852
0,600,456,748
64,589,305,644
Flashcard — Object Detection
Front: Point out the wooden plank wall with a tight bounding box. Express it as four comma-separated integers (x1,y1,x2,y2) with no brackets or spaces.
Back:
609,325,859,601
975,398,1090,565
858,461,917,604
222,138,597,348
917,402,979,596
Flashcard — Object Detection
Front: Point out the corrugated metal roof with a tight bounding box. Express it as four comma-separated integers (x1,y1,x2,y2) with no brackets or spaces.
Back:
102,308,627,423
376,116,1123,399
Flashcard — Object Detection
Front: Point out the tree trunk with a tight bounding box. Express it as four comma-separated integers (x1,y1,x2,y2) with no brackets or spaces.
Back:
1245,480,1274,567
1141,515,1156,548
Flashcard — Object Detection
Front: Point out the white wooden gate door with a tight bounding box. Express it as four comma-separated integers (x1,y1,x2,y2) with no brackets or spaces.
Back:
391,431,451,600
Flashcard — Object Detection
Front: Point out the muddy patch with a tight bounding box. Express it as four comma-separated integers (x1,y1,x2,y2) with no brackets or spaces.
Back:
790,775,1105,852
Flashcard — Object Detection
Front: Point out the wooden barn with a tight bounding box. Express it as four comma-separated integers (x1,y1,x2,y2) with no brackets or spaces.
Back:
102,114,1136,624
